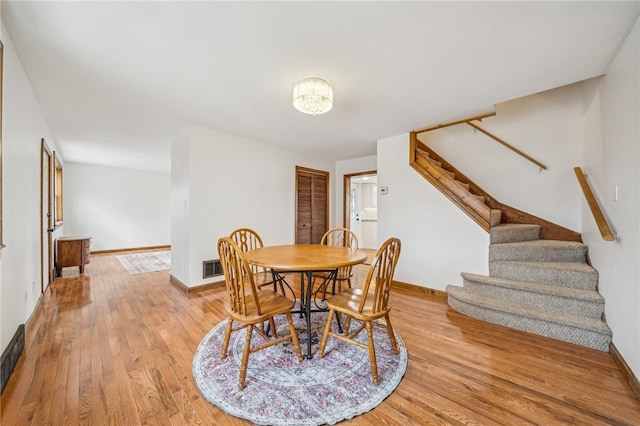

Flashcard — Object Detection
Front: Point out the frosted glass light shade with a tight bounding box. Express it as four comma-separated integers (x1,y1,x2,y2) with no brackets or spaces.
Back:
293,77,333,115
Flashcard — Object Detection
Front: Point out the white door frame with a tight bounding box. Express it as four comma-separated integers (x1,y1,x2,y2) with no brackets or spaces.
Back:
342,170,377,248
41,139,54,291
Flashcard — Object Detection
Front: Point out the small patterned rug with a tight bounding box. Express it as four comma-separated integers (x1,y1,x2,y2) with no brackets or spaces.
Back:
193,312,407,425
117,250,171,274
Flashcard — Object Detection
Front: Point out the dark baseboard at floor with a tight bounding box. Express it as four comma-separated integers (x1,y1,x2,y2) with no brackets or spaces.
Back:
1,324,25,394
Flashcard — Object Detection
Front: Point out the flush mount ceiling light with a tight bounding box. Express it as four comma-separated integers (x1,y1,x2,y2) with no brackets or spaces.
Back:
292,77,333,115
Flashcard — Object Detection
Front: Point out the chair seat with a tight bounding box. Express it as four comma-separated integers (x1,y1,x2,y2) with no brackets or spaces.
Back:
226,289,295,323
326,288,390,321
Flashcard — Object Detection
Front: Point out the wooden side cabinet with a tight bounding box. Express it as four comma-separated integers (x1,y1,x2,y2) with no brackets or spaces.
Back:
56,237,91,276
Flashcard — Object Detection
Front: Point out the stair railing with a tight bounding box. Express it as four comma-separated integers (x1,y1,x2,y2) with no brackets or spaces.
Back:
414,111,547,171
573,167,616,241
413,111,496,133
410,128,582,242
465,121,547,171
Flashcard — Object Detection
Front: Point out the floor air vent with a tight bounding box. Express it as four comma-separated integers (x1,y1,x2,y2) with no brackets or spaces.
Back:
203,259,223,279
1,324,25,394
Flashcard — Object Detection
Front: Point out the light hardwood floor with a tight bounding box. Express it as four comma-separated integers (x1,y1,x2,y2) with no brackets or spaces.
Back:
2,252,639,425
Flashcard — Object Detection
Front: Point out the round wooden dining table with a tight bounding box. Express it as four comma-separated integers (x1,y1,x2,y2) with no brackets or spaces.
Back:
245,244,367,359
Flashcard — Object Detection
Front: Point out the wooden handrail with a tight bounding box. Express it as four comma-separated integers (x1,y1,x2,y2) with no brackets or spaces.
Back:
413,112,547,171
466,121,547,170
414,111,496,134
573,167,615,241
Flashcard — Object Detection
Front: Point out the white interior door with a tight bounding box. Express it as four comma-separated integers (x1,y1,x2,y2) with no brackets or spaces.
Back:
346,174,377,249
349,183,360,240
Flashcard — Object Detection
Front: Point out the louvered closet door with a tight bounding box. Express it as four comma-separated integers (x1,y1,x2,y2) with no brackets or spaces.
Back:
295,166,329,244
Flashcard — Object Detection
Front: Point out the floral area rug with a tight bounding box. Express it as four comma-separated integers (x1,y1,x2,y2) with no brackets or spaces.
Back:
192,311,407,425
116,250,171,274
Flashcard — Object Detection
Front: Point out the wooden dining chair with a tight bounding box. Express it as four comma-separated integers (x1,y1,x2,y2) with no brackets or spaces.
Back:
217,237,303,390
314,227,359,292
229,228,276,290
317,237,401,385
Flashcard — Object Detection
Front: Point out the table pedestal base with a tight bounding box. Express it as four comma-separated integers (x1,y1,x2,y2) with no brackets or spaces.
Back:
271,269,339,359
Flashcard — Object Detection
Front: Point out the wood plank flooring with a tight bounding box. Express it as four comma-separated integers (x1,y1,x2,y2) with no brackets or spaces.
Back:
2,252,639,425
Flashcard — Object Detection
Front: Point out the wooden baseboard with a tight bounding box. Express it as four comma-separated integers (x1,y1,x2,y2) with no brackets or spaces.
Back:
391,280,448,299
173,275,446,298
610,342,640,400
170,274,225,294
91,245,171,255
25,293,44,332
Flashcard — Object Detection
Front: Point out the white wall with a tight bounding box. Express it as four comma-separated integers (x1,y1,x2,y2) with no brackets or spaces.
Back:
377,134,489,288
582,17,639,379
170,124,191,286
64,162,171,251
0,0,3,358
334,155,377,228
420,83,585,232
171,124,334,287
1,24,60,351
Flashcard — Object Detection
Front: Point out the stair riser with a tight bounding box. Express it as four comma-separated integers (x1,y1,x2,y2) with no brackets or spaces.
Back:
490,226,540,244
462,279,604,319
489,263,598,291
490,246,587,263
447,296,611,352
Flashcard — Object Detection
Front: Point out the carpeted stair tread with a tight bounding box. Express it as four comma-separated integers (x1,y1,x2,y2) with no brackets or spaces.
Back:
447,285,610,333
490,224,541,244
489,239,587,263
461,272,603,302
461,272,604,318
446,285,612,351
489,260,598,290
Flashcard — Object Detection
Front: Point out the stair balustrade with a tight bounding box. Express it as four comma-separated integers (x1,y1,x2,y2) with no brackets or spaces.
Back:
409,131,581,242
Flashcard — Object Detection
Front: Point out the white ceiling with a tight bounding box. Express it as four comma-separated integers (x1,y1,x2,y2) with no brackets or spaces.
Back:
3,1,638,172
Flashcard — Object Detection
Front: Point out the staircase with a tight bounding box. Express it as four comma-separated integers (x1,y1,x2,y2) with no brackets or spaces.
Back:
447,224,612,351
409,132,612,352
